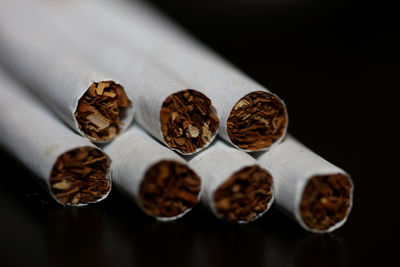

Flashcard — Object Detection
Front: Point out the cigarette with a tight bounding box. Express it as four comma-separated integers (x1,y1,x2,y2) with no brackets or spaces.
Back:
256,135,354,233
0,1,134,143
104,125,202,220
154,88,219,155
17,0,288,151
118,59,219,155
189,140,274,223
1,0,219,155
0,69,112,206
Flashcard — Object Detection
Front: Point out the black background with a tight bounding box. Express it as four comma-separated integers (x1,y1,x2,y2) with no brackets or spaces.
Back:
0,0,398,266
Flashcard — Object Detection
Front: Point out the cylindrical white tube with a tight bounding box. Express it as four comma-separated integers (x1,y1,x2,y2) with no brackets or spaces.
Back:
104,124,202,221
20,0,288,152
0,0,134,143
256,135,354,233
189,140,274,223
0,69,112,206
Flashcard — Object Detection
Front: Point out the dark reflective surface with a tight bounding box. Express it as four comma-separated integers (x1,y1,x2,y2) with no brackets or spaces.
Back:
0,0,398,266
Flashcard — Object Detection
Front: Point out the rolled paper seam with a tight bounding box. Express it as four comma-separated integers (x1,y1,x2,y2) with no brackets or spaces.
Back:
39,0,288,151
1,0,218,154
0,69,112,206
104,124,202,221
0,2,134,143
256,135,354,233
189,140,274,223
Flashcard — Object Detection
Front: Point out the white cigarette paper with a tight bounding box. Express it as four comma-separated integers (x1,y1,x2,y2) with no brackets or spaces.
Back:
20,0,288,152
0,0,134,143
0,69,112,206
256,136,354,233
7,0,218,155
189,140,274,223
104,124,202,221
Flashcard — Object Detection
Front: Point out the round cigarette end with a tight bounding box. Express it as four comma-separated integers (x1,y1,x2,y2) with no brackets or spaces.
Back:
49,147,111,206
160,89,220,154
214,165,273,223
300,174,352,231
139,160,201,218
227,91,287,151
75,81,132,142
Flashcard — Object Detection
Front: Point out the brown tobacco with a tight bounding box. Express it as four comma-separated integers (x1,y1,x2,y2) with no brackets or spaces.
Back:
300,174,351,231
75,81,131,142
160,89,219,154
139,160,201,218
49,147,111,205
214,165,273,222
227,91,287,151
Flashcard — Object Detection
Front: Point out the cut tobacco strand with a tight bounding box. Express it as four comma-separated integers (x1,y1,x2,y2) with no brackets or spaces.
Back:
160,89,219,154
300,174,351,231
139,160,201,218
50,147,111,205
214,165,273,223
75,81,131,142
227,91,288,151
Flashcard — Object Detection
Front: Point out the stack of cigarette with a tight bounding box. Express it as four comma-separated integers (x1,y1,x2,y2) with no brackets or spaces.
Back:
0,0,353,233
